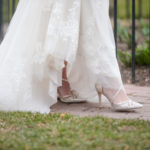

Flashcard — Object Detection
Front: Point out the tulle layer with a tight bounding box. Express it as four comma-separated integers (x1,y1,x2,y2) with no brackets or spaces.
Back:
0,0,123,113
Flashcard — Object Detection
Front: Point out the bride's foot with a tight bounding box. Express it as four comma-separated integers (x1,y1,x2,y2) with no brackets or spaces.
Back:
111,99,143,111
97,86,143,111
58,79,86,103
58,61,86,103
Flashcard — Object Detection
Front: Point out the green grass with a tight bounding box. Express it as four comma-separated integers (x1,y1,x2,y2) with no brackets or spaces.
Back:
0,112,150,150
116,0,149,19
2,0,149,23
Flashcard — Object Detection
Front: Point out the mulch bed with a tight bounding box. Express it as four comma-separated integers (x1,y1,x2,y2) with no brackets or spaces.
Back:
119,61,150,86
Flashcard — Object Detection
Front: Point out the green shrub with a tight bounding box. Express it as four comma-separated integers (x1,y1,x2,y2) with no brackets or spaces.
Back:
118,50,132,67
117,21,138,49
140,20,150,36
118,41,150,67
136,43,150,66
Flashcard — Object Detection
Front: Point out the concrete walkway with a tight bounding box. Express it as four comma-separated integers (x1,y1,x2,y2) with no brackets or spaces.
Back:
51,84,150,121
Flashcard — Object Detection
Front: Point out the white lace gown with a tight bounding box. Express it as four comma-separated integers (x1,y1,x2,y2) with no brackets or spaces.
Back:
0,0,124,113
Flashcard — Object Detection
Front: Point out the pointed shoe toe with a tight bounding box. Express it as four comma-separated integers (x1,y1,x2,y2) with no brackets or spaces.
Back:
112,100,143,111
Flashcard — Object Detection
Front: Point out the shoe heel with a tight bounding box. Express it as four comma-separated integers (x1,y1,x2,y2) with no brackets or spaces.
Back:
98,92,103,109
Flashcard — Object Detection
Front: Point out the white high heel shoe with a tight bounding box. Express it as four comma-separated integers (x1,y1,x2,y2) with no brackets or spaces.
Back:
58,79,86,103
97,86,143,111
58,95,86,103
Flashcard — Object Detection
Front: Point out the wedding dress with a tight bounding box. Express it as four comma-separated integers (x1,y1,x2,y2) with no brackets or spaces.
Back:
0,0,140,114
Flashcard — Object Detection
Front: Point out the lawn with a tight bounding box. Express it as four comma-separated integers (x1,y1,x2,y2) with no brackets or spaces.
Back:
2,0,149,23
0,112,150,150
116,0,149,19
